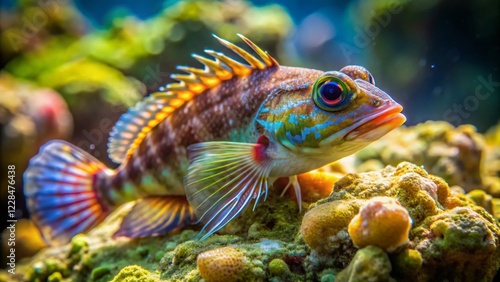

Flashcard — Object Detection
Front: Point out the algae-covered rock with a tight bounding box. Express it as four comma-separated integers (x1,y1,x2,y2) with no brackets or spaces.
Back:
412,207,499,281
355,121,486,192
268,258,290,278
303,162,500,281
390,248,423,279
5,160,500,281
111,265,157,282
335,246,393,282
466,189,493,214
484,121,500,198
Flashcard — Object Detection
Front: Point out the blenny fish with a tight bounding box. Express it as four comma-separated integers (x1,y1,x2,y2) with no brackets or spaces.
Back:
24,34,406,245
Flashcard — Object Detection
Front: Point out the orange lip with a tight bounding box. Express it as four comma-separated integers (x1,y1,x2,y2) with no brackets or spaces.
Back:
346,104,406,141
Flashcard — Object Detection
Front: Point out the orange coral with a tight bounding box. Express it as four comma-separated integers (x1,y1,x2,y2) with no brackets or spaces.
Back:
197,247,249,282
275,170,339,203
348,197,412,252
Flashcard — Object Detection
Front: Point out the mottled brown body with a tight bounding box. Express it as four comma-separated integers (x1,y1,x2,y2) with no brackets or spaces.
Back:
101,66,323,206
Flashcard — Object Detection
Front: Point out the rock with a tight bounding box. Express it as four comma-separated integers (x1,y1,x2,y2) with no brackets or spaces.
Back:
268,258,290,277
111,265,157,282
308,162,500,281
355,121,486,192
390,249,423,279
335,246,393,282
412,207,500,281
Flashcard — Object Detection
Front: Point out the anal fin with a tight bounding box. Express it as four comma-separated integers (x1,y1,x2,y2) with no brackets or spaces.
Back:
114,196,195,238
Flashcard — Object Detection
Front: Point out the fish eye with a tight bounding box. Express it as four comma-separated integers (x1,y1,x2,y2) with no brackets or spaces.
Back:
313,72,355,112
320,82,343,104
339,65,376,85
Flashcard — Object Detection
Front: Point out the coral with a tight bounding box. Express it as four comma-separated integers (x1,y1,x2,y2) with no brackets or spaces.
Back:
111,265,157,282
390,249,423,279
355,121,486,192
68,234,89,265
411,207,500,281
303,162,500,281
297,171,339,202
197,247,250,282
3,160,499,282
90,266,111,281
273,170,339,203
484,121,500,197
47,272,63,282
268,258,290,277
301,199,361,254
334,246,393,282
225,187,304,241
466,189,493,214
348,197,412,252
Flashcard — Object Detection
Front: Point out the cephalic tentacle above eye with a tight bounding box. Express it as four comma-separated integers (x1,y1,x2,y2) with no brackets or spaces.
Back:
340,65,375,85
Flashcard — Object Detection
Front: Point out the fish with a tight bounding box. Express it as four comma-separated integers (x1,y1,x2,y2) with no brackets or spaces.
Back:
23,34,406,245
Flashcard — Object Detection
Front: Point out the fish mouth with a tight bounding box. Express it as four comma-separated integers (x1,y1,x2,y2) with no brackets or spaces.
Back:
345,103,406,141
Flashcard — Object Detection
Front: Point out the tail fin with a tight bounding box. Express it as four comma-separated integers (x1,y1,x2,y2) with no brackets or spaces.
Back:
24,140,112,245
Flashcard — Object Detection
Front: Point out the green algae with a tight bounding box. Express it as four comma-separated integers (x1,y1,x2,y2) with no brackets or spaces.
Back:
335,246,393,282
111,265,157,282
90,266,111,281
390,249,422,279
305,162,500,281
4,161,500,282
47,272,63,282
268,258,290,277
354,122,487,192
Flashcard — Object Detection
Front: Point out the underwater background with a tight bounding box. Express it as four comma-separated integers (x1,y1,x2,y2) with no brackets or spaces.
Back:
1,0,499,281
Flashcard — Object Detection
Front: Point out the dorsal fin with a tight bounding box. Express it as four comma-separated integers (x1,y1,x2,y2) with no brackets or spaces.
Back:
107,34,279,163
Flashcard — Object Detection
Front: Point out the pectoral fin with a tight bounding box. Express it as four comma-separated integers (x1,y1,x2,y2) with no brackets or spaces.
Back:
185,141,273,240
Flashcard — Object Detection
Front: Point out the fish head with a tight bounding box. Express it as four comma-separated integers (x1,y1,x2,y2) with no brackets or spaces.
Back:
260,65,406,163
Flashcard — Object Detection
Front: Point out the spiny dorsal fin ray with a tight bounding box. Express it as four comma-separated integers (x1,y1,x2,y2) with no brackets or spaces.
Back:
213,34,266,69
237,34,279,67
107,35,279,163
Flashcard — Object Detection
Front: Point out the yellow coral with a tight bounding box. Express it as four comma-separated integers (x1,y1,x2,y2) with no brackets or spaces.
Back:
301,199,361,253
348,197,412,252
197,247,249,282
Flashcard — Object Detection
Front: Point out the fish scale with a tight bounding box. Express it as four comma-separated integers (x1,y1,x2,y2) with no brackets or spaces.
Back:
23,34,406,245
